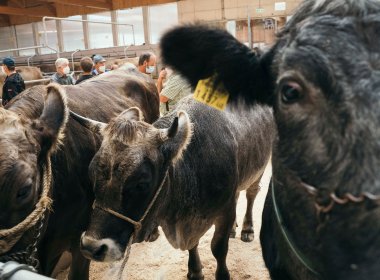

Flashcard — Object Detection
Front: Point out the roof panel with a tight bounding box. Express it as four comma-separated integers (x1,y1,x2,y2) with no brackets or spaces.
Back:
0,0,179,26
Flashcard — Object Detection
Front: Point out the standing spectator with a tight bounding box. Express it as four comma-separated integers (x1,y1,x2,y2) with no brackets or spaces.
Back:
137,52,157,75
1,57,25,106
92,55,107,75
51,58,74,85
159,72,192,116
157,67,167,93
76,57,94,85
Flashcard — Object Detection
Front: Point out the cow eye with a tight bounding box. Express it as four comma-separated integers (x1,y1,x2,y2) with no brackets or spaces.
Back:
17,183,32,201
280,81,302,103
124,181,150,196
137,182,150,193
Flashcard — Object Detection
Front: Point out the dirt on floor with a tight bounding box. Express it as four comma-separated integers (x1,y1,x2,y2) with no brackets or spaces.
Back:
58,164,272,280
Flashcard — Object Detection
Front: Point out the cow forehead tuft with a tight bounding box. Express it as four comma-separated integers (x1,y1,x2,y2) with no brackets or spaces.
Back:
97,147,145,180
104,119,159,145
0,112,37,144
0,144,18,162
0,109,22,127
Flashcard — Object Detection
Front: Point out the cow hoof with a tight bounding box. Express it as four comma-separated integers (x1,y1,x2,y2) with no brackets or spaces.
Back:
187,271,204,280
229,231,236,239
241,231,254,242
148,227,160,242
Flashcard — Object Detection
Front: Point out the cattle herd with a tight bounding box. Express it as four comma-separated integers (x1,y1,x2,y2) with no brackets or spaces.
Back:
0,0,379,279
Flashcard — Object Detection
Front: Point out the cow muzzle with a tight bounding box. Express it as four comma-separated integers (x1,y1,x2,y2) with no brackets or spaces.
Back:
80,232,123,262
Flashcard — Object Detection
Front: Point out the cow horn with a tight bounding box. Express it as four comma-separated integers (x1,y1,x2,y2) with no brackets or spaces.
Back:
69,110,106,134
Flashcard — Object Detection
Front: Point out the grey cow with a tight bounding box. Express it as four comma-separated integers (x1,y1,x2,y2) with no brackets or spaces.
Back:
74,96,275,279
159,0,380,279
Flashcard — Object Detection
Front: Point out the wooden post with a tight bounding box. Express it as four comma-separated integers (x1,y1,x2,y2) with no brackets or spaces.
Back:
56,19,64,52
142,6,150,45
82,14,90,49
32,22,40,55
111,10,119,47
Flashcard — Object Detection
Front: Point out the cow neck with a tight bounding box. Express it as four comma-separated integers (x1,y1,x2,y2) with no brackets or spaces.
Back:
0,157,52,270
271,179,321,278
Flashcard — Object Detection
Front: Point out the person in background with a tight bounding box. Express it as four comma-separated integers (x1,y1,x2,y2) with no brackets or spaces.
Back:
1,57,25,106
76,57,94,85
111,64,119,71
159,71,192,116
92,55,107,75
157,67,167,93
51,58,74,85
253,47,263,58
137,52,156,75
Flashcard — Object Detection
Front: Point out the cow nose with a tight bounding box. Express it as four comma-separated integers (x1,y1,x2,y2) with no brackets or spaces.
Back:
80,232,108,261
92,244,108,259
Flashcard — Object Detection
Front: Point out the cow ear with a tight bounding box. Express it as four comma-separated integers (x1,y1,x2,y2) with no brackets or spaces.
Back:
160,111,192,163
33,84,68,157
160,24,275,106
117,107,143,122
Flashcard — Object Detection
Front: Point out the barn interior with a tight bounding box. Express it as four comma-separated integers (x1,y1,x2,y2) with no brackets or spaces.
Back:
0,0,179,72
0,0,301,72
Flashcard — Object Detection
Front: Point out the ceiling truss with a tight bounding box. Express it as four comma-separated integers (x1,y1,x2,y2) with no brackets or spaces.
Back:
0,0,179,26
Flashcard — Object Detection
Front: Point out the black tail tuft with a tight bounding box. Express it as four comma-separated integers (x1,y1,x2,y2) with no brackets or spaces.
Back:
160,24,275,105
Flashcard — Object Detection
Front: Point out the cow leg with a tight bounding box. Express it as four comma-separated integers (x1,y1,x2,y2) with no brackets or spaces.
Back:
211,209,235,280
241,176,262,242
40,252,62,277
187,244,204,280
38,237,67,277
229,192,240,238
51,251,72,278
67,238,90,280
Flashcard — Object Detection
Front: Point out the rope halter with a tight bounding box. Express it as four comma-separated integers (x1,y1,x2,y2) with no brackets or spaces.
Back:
0,158,52,255
92,169,169,280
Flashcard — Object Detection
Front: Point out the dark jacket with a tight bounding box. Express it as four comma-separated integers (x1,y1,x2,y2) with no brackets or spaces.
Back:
50,73,74,85
75,74,93,85
2,72,25,106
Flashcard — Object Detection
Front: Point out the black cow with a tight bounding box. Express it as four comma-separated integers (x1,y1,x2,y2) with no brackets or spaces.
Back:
75,96,275,279
0,69,159,279
159,0,380,279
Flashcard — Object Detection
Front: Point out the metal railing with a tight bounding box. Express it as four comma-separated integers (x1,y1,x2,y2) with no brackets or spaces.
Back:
24,78,51,85
70,49,80,71
0,16,135,60
0,45,58,57
27,54,36,66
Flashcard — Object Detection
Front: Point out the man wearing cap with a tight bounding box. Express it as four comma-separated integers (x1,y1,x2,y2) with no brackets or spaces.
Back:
1,57,25,106
92,55,107,75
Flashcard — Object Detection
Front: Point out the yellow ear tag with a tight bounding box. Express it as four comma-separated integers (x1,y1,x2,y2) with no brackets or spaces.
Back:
193,76,229,111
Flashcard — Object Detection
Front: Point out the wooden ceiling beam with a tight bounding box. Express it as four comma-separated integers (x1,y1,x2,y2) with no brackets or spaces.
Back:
8,14,41,25
38,0,111,10
0,13,10,26
8,0,24,8
113,0,178,10
0,4,56,16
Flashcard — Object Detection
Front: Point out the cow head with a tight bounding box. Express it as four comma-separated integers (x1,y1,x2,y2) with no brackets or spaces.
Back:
0,84,68,254
79,107,192,262
160,0,380,278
